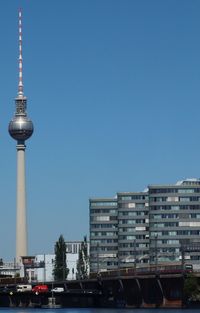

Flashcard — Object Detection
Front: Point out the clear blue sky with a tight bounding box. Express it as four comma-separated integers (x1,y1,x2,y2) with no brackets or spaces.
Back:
0,0,200,260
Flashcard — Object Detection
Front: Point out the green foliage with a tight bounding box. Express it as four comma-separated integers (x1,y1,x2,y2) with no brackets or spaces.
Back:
76,236,89,279
184,274,200,301
53,234,69,281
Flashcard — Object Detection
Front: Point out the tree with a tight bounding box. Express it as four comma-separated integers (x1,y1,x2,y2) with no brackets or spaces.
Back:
53,235,69,281
76,236,89,279
184,273,200,301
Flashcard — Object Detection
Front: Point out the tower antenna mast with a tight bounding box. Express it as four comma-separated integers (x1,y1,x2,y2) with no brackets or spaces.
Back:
18,8,24,97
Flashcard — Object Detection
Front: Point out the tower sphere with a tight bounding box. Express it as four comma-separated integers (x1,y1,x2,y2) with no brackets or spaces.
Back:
9,115,34,141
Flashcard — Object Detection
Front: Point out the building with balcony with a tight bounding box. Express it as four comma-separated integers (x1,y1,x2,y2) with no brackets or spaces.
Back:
149,179,200,268
89,178,200,273
89,198,118,273
118,192,149,267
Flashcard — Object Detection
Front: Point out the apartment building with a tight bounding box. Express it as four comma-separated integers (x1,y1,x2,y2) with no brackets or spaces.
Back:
117,192,149,267
149,179,200,266
89,198,118,273
89,178,200,273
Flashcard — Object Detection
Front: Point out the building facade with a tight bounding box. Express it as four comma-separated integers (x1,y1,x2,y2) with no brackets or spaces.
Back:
118,192,149,268
90,198,118,273
89,179,200,273
149,179,200,267
13,241,89,281
66,241,89,279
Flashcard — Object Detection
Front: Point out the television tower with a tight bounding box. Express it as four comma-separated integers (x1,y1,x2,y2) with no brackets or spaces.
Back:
8,9,34,262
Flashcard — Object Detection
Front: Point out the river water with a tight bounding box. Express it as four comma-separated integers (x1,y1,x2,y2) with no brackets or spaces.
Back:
0,309,197,313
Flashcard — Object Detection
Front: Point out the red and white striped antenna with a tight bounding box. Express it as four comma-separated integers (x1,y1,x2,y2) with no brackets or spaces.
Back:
18,8,24,97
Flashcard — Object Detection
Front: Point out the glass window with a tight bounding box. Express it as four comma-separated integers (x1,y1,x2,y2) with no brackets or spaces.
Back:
179,197,190,202
90,202,117,207
178,189,194,193
136,203,145,208
171,205,179,210
96,216,110,222
128,203,135,208
169,231,177,236
121,196,132,200
167,197,179,202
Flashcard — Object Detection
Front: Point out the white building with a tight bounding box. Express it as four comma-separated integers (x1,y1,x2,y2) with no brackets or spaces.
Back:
66,241,82,280
34,254,55,282
0,261,19,277
2,241,89,281
32,241,89,281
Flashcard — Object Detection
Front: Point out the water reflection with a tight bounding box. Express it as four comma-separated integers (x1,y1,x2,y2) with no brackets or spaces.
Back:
0,309,194,313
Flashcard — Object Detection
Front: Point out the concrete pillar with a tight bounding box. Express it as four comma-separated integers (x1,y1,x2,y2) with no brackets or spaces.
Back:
16,143,27,263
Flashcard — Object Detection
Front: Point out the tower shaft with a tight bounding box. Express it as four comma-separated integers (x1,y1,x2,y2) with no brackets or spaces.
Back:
16,143,27,261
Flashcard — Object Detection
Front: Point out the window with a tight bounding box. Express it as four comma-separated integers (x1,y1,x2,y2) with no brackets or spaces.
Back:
121,196,132,200
110,210,117,213
127,228,135,232
151,231,162,236
127,235,136,240
135,226,146,231
128,212,137,216
90,202,117,207
171,205,179,210
137,203,145,208
179,221,200,227
91,208,117,214
66,244,72,253
128,203,135,208
110,216,117,220
96,216,110,222
179,197,190,202
167,240,179,244
150,197,167,202
178,189,194,193
106,232,117,236
169,231,177,236
119,220,135,225
154,215,162,219
167,197,179,202
99,253,117,258
155,223,164,227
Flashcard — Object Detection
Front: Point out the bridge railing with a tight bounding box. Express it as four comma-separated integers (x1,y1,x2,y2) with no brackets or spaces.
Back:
90,263,193,279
